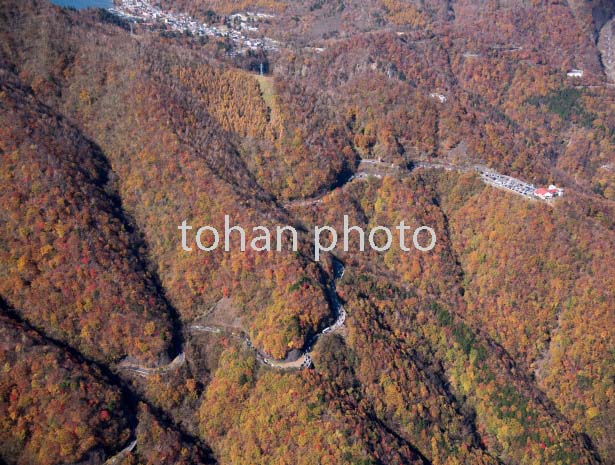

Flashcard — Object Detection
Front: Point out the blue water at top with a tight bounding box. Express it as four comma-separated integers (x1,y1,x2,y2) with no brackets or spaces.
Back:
51,0,113,9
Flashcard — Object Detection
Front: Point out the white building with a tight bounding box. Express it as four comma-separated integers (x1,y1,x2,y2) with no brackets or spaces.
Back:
534,185,564,200
430,93,447,103
567,69,584,78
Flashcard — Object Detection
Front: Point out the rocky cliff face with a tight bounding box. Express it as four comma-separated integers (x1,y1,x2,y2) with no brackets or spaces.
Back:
598,17,615,82
591,0,615,35
568,0,615,80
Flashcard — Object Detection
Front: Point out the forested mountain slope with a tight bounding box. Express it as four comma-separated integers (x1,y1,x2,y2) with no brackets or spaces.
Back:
1,0,615,464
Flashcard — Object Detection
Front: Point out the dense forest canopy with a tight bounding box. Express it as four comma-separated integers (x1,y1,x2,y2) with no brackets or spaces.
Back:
1,0,615,464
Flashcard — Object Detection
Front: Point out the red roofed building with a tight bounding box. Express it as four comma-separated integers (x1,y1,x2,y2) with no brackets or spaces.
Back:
534,185,564,200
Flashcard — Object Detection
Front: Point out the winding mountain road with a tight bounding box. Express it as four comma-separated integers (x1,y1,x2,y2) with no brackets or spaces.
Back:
287,157,553,210
121,158,554,378
103,440,137,465
192,259,347,370
118,351,186,378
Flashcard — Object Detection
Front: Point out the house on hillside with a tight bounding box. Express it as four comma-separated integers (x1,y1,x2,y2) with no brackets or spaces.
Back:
567,69,584,78
430,92,447,103
534,185,564,200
